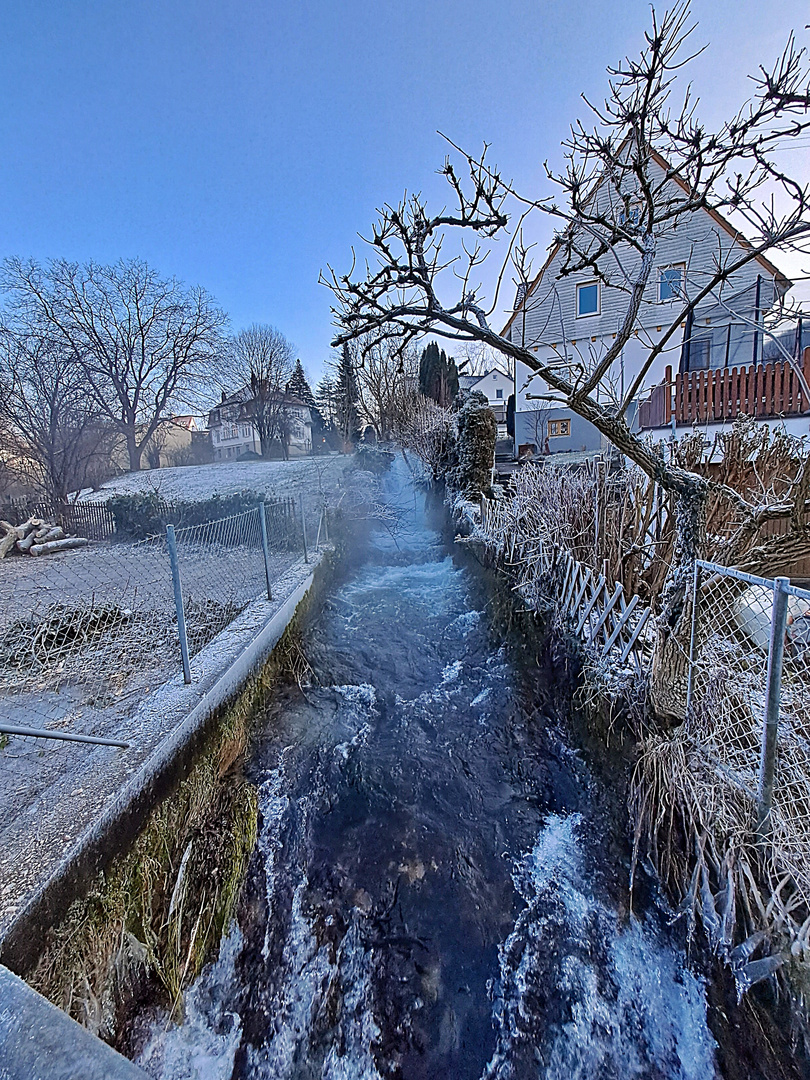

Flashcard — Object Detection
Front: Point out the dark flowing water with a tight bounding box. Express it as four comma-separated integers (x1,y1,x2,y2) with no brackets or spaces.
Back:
134,462,722,1079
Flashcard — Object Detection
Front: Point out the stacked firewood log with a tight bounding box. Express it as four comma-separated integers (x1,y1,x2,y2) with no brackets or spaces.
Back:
0,518,89,559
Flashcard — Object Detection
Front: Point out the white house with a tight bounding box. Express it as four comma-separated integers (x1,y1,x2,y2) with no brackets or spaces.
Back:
208,388,312,461
459,368,512,431
503,147,794,457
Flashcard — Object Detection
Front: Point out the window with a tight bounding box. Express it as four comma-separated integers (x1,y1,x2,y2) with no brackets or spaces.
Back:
495,388,503,399
576,282,600,317
688,338,711,371
548,419,571,437
659,264,685,302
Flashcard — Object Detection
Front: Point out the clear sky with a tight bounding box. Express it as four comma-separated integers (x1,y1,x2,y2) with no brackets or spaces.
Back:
1,0,808,384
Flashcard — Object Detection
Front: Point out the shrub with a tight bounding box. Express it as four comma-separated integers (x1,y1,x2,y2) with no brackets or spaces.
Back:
448,390,496,498
108,489,281,540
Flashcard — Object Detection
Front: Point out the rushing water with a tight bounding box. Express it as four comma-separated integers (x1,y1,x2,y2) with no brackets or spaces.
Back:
134,461,721,1079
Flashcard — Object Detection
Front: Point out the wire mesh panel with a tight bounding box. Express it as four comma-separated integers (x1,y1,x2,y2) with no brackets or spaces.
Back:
767,579,810,892
173,508,266,657
0,537,178,734
687,563,810,902
686,564,774,797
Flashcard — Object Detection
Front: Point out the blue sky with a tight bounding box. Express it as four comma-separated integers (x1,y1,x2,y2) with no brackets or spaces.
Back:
1,0,808,384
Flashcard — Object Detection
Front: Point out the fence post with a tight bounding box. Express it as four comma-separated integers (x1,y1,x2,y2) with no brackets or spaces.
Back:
299,493,309,564
756,576,790,844
166,524,192,685
258,504,273,601
686,561,703,716
323,505,329,544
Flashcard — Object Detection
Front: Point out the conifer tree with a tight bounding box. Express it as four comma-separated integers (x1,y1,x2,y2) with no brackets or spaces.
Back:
286,359,316,410
335,343,361,449
418,341,458,407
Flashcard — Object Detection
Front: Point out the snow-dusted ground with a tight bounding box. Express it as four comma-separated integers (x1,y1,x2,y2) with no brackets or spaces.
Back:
80,457,351,515
0,551,329,939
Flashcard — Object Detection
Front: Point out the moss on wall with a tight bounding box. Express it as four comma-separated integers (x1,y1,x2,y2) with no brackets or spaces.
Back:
23,556,336,1045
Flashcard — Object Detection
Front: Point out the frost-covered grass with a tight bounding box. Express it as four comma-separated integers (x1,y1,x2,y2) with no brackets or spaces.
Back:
80,456,350,512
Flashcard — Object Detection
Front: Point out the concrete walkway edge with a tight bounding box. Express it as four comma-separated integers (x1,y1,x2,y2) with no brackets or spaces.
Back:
0,965,149,1078
0,556,323,977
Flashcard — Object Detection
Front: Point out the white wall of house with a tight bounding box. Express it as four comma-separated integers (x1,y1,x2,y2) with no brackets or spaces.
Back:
210,408,312,461
467,369,512,411
506,152,788,456
211,421,261,461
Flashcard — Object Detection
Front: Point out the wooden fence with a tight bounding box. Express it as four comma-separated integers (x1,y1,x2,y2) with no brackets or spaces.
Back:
479,495,652,672
639,346,810,429
0,498,116,540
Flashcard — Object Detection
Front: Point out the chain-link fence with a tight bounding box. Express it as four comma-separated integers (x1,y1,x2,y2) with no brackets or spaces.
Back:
0,499,313,745
686,561,810,900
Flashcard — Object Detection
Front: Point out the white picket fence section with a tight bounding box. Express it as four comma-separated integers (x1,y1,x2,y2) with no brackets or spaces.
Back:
479,494,652,673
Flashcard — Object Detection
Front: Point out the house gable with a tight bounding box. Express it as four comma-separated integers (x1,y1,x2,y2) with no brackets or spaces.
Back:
503,151,791,347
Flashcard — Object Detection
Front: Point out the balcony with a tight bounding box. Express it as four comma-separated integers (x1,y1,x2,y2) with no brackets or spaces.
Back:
638,347,810,429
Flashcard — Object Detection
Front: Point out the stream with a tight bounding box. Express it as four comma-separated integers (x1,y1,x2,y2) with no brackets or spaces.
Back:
131,461,738,1078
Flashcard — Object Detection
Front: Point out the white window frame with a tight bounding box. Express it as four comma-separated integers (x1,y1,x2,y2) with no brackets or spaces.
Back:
576,281,600,319
659,263,685,303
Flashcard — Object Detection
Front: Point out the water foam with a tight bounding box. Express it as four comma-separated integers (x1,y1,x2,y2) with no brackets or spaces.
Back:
135,926,244,1080
483,814,718,1080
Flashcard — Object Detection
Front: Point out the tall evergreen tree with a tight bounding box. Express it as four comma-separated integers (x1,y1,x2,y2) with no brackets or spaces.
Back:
335,343,361,449
286,359,316,410
316,375,338,429
287,358,325,432
418,341,458,407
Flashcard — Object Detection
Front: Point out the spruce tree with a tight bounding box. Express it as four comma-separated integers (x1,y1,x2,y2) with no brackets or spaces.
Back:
286,359,316,410
287,358,325,431
336,343,361,449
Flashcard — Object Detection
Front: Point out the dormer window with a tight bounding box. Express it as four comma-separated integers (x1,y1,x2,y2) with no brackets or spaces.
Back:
659,264,685,302
576,281,600,318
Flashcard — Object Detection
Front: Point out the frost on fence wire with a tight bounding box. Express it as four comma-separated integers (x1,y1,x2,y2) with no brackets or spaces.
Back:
688,566,810,898
174,508,264,657
0,536,178,733
0,499,302,738
173,502,303,658
687,569,774,794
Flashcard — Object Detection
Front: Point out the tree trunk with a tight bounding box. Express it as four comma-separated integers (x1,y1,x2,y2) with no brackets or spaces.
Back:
649,482,708,725
126,430,142,472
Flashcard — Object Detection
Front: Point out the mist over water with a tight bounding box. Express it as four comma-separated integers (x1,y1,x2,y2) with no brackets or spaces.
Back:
135,459,718,1079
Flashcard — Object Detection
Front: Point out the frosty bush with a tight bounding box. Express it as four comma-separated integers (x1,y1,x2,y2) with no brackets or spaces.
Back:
448,390,495,499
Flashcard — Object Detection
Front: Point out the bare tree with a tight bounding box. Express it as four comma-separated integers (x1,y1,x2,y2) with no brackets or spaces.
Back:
349,335,420,441
0,329,115,503
2,258,226,473
324,4,810,719
222,324,297,459
456,339,510,378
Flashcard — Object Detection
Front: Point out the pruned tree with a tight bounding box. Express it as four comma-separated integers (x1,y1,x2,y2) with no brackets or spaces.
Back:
0,328,115,503
323,4,810,720
223,324,297,459
1,258,226,473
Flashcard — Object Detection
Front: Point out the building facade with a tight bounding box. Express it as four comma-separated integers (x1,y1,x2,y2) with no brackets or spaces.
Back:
503,149,792,458
208,387,312,461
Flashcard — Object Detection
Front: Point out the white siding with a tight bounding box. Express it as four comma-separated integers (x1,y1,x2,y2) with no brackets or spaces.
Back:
510,155,785,407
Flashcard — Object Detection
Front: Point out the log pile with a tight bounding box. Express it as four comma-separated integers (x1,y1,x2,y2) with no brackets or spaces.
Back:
0,518,89,559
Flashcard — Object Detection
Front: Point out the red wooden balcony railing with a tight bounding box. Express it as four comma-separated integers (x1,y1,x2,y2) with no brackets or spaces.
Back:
638,347,810,429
